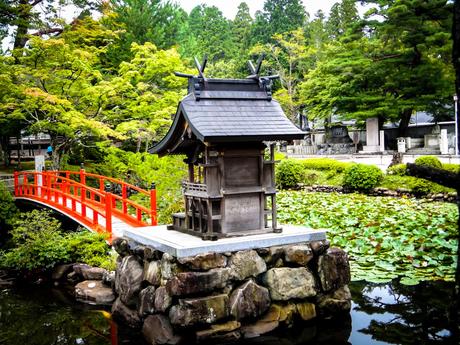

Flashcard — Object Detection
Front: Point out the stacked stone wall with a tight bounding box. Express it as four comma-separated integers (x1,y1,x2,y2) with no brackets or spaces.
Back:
111,238,351,344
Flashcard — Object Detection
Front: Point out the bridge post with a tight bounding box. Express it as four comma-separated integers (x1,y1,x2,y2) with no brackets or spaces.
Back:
80,168,86,185
150,182,157,226
105,193,112,236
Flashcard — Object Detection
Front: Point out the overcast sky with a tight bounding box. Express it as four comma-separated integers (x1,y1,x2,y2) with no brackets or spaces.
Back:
174,0,340,19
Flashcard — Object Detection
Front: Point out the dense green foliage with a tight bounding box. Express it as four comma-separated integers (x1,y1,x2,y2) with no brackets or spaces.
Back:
0,182,17,229
386,164,408,176
414,155,443,169
301,158,352,172
0,210,115,271
273,158,455,195
342,164,383,192
275,159,304,189
1,0,455,167
278,191,458,284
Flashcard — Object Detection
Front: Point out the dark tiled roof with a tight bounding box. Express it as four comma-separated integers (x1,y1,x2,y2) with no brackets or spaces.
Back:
150,78,305,155
181,95,305,141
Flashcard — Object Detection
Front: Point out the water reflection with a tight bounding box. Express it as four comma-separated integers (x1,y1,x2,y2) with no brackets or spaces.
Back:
0,281,456,345
349,281,456,345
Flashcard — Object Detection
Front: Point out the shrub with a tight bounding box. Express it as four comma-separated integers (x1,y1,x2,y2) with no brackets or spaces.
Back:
342,164,384,192
276,159,304,189
0,182,18,229
380,175,455,195
301,158,352,173
414,156,442,169
0,210,115,272
442,163,460,174
386,164,407,176
0,210,70,270
410,178,434,196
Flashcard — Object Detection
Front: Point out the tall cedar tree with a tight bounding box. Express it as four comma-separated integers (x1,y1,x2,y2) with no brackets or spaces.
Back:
251,0,306,44
232,2,253,56
107,0,184,65
185,5,234,62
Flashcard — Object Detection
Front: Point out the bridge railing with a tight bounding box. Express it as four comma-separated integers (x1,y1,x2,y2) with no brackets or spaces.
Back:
13,170,157,237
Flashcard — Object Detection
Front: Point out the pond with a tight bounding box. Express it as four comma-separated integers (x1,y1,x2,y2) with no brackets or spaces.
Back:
0,280,457,345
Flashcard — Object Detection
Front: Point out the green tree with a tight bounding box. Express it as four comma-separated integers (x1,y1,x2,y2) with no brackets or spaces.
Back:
251,0,307,44
326,0,360,40
1,18,121,169
252,29,309,120
232,2,253,56
1,0,99,50
301,0,454,136
183,5,234,61
101,42,189,151
107,0,185,65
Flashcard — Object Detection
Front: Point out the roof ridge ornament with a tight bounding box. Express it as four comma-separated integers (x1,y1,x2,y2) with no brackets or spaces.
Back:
174,55,208,101
174,55,208,80
246,55,280,101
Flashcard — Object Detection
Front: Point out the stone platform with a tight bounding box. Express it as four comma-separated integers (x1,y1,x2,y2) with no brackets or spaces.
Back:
123,225,327,258
111,235,351,344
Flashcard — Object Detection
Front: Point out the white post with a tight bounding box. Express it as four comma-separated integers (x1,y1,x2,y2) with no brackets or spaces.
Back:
454,94,459,156
440,129,448,155
379,130,385,152
35,155,45,196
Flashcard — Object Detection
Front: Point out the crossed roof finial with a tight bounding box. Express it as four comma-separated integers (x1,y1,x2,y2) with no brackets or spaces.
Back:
174,55,208,79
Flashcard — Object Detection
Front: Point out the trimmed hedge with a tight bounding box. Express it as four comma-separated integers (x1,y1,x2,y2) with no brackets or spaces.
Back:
300,158,352,172
386,163,407,176
275,159,304,189
442,163,460,174
414,155,442,169
342,164,384,192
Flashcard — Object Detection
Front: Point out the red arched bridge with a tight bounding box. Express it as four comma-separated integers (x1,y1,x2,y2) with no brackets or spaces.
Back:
13,170,157,240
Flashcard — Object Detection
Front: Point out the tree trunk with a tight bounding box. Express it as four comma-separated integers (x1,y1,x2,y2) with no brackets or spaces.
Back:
13,0,31,50
397,108,413,137
451,0,460,338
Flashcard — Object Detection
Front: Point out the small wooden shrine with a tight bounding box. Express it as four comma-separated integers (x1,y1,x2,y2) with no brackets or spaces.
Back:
150,57,305,240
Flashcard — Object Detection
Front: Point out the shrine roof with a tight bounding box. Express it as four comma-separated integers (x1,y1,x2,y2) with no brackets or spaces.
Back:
150,77,305,155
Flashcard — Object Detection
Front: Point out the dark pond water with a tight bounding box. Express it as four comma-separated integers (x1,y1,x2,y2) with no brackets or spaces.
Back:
0,280,457,345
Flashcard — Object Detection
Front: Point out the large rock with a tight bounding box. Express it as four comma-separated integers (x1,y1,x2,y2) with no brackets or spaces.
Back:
169,294,229,327
317,248,350,292
74,264,107,280
262,267,316,300
260,303,296,324
75,280,115,305
296,302,316,321
284,245,313,266
178,252,227,271
103,270,115,287
144,247,163,261
316,285,352,317
310,240,330,256
195,321,241,342
166,268,229,296
265,246,286,265
228,250,266,280
52,264,74,281
155,286,172,312
241,320,279,339
116,255,144,307
144,260,161,286
229,280,270,320
112,297,142,329
112,237,130,256
138,286,156,317
161,253,178,284
143,314,181,345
